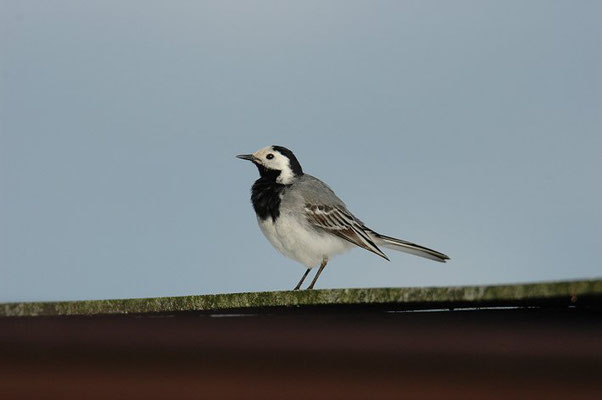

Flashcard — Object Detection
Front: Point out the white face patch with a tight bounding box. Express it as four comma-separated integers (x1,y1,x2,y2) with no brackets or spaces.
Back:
275,166,295,185
252,146,297,184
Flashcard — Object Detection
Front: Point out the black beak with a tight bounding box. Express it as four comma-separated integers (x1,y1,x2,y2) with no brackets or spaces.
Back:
236,154,255,161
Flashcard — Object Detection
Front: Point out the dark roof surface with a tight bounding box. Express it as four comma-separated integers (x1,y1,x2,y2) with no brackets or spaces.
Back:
2,279,601,398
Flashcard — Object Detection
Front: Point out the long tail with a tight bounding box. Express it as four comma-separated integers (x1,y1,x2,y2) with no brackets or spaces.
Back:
367,230,450,263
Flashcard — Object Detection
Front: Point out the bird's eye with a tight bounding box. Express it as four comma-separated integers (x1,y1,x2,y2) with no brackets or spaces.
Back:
266,153,274,160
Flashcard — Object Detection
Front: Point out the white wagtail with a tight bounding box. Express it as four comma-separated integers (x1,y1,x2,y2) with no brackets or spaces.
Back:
237,145,449,290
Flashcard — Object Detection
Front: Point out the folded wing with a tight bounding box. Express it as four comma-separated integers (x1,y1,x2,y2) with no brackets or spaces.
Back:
304,204,390,260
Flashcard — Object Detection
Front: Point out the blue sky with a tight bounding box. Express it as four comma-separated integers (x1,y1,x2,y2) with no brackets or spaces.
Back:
1,1,600,302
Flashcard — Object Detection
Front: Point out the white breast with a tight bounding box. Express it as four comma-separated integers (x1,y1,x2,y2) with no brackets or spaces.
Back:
257,211,353,269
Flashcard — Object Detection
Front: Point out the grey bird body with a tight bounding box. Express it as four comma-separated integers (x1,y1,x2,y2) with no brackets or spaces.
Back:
237,145,449,290
258,174,355,268
285,174,345,208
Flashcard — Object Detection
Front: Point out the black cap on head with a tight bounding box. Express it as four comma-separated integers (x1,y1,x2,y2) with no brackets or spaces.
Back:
272,145,303,176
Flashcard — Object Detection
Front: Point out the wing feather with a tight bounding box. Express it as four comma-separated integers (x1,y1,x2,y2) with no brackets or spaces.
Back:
304,204,389,260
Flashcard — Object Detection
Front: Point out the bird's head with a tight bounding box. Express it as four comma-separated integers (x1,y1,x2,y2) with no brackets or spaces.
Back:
237,145,304,185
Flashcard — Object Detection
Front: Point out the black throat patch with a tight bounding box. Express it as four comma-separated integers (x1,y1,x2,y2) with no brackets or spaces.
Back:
251,177,286,221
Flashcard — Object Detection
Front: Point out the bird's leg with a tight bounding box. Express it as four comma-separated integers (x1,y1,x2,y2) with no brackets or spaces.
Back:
307,258,328,290
293,268,311,291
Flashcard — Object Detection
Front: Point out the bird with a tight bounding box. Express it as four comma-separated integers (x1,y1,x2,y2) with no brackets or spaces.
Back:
237,145,449,290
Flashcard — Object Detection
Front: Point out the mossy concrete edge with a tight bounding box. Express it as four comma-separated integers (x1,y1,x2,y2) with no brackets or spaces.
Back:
2,279,601,317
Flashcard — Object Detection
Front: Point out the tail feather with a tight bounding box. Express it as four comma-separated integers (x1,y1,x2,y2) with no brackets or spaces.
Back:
367,230,449,263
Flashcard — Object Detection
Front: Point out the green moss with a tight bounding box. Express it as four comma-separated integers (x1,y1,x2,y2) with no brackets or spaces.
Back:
1,279,600,317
